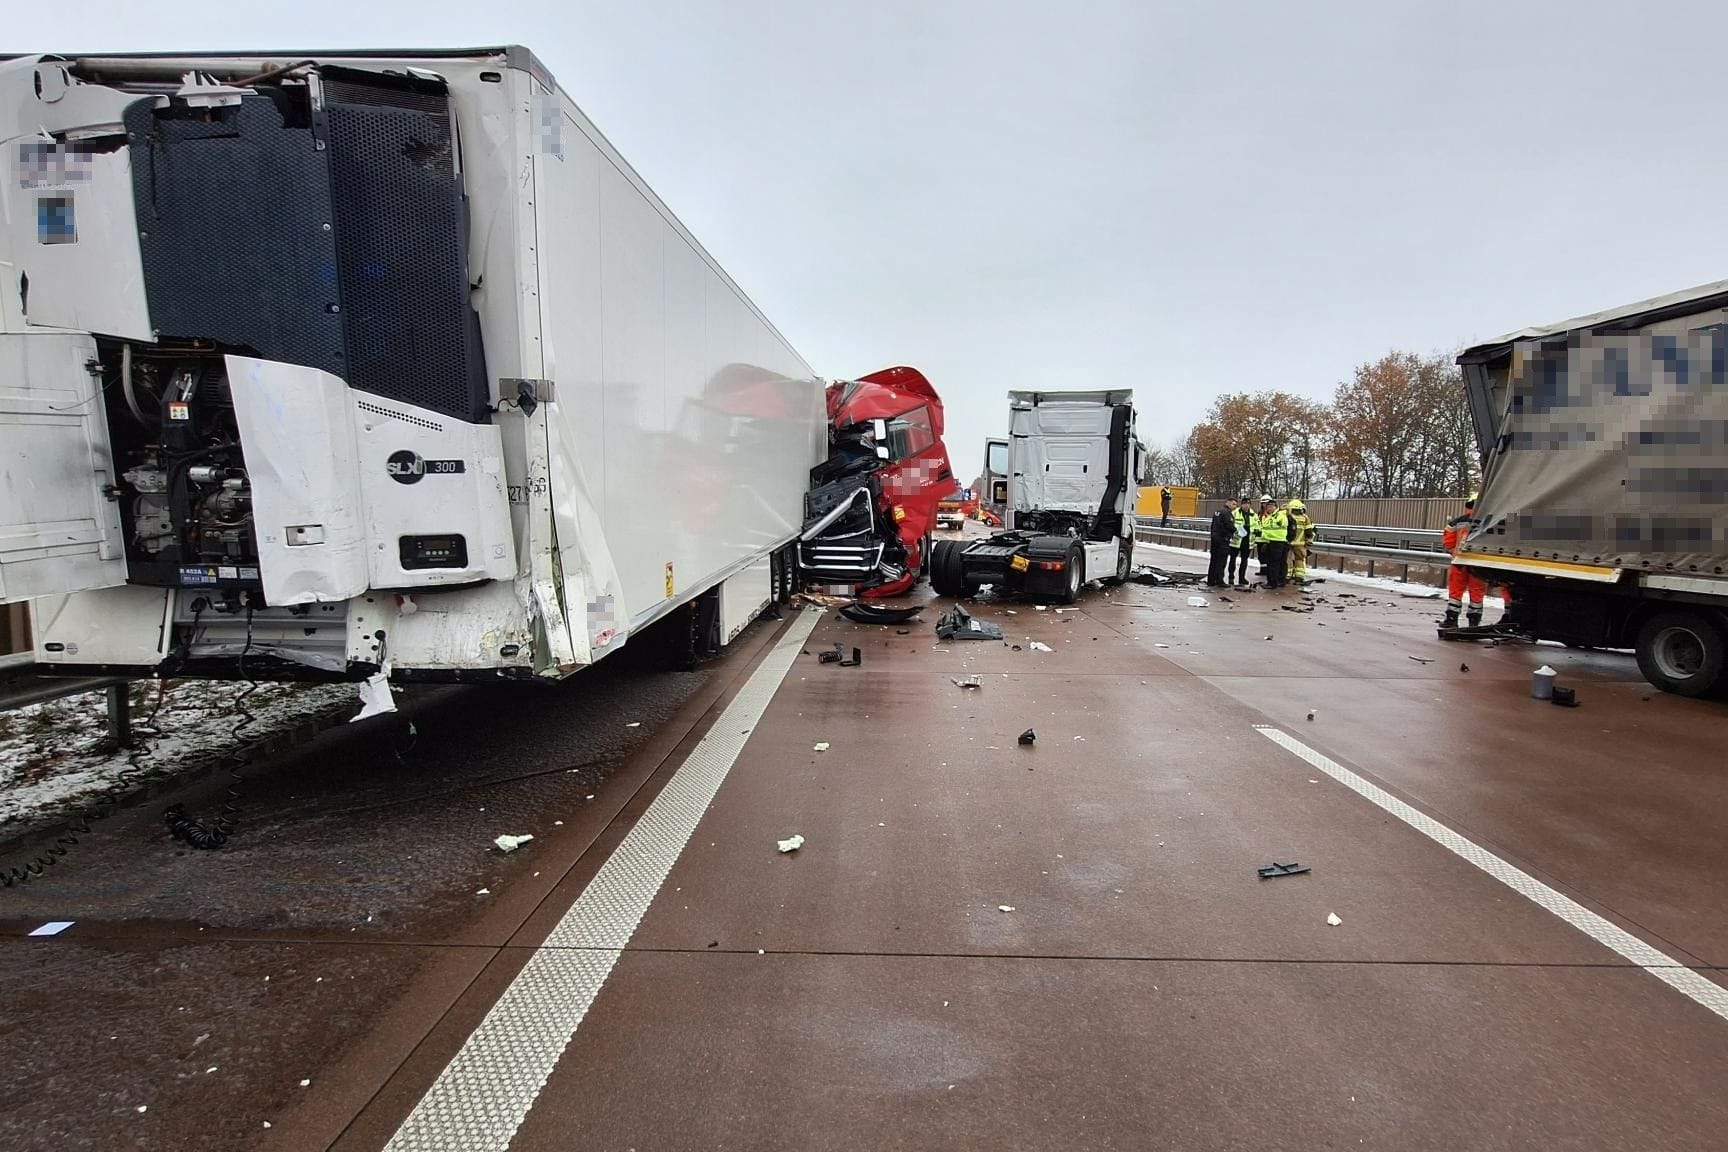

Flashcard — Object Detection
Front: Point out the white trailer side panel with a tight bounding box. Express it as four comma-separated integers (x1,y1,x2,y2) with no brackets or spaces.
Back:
530,81,823,650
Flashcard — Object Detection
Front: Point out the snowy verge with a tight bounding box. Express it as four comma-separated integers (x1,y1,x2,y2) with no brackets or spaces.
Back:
1,679,358,829
1132,539,1506,607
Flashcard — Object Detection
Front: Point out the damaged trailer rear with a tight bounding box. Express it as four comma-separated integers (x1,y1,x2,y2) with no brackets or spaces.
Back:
0,48,825,683
1456,280,1728,696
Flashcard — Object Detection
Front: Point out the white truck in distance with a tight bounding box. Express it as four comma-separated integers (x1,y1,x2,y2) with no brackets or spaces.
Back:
929,390,1139,602
0,47,825,683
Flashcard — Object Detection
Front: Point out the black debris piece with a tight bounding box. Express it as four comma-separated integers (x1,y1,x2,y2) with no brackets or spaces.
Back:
1279,605,1313,614
1551,686,1579,707
1460,662,1470,672
840,603,924,626
839,647,862,667
818,643,844,664
935,604,1004,641
1257,862,1311,880
1408,655,1434,664
1017,728,1037,746
1129,565,1207,588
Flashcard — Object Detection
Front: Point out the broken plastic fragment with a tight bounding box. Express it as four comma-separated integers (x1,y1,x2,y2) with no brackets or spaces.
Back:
777,834,805,853
353,670,397,720
950,675,982,689
814,742,830,752
998,905,1016,912
493,833,535,853
28,921,73,937
1028,641,1053,653
1187,596,1209,607
1326,912,1342,926
1018,729,1036,746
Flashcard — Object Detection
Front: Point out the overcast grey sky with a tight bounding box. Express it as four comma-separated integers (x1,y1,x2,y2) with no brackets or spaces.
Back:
12,2,1728,480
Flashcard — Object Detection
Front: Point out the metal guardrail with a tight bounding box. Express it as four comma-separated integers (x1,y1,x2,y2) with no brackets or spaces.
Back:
1134,516,1452,580
0,653,134,747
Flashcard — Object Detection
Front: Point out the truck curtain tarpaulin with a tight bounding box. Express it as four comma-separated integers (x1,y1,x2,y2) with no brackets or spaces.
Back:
1466,326,1728,574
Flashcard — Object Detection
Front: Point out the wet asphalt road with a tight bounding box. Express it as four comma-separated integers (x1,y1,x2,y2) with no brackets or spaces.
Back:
4,541,1728,1151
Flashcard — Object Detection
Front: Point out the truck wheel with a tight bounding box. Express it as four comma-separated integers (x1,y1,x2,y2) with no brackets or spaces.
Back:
930,539,962,598
1635,610,1728,697
1058,544,1084,604
1102,538,1133,586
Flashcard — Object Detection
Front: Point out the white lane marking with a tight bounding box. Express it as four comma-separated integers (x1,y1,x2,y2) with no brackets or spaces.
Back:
1256,725,1728,1022
385,608,822,1152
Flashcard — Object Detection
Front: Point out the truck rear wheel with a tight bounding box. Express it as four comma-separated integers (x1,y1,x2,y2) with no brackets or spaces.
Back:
1057,544,1084,604
1635,610,1728,697
930,538,964,598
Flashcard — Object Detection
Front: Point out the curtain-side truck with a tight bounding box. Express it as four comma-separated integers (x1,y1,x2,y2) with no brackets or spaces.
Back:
1455,281,1728,697
0,48,826,690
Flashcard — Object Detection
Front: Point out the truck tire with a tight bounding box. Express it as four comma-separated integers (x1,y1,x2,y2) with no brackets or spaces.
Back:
1058,544,1085,604
930,539,964,598
1101,538,1133,586
1635,610,1728,697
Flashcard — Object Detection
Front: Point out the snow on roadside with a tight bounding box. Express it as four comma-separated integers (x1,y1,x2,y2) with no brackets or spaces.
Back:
1132,540,1506,606
1,679,357,829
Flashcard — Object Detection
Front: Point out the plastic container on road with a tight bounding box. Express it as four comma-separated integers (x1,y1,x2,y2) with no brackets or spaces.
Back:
1531,665,1557,700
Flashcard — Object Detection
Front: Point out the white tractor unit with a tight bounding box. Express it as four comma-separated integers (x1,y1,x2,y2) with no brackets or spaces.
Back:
929,390,1139,602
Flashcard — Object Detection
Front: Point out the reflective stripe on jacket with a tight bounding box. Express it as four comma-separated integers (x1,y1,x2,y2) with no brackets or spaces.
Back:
1259,509,1290,543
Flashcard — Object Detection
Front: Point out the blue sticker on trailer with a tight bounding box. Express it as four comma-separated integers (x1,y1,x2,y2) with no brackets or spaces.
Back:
179,567,219,586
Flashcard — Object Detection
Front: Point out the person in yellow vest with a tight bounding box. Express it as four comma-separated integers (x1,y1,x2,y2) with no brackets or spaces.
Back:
1228,495,1256,588
1258,497,1291,588
1286,499,1315,584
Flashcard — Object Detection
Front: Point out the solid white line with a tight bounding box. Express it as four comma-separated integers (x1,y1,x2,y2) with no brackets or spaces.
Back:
1255,725,1728,1022
384,608,822,1152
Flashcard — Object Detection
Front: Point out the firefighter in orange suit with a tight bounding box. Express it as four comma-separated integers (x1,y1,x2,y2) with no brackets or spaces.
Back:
1442,494,1488,628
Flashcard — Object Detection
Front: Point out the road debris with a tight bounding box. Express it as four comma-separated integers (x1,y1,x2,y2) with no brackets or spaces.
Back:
1257,862,1311,879
1408,655,1435,664
998,905,1016,912
1460,663,1470,672
1306,710,1316,721
1028,641,1054,653
840,603,923,625
28,921,73,937
950,676,982,689
1551,686,1579,707
1187,596,1209,607
813,742,831,752
493,834,534,853
776,834,805,853
1018,729,1037,746
935,605,1004,641
1326,912,1342,926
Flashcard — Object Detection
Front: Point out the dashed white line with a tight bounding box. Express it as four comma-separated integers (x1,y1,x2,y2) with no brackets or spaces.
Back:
1256,725,1728,1023
384,608,821,1151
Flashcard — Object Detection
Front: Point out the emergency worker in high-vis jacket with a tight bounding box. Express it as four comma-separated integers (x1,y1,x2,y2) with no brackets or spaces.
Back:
1443,494,1488,627
1258,497,1291,588
1228,496,1256,587
1286,499,1315,583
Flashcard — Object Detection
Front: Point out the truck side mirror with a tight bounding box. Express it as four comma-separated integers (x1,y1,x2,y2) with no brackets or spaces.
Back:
872,418,890,458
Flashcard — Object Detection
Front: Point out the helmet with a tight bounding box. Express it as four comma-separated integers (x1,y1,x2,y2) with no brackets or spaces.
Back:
1287,499,1305,511
1259,494,1273,504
